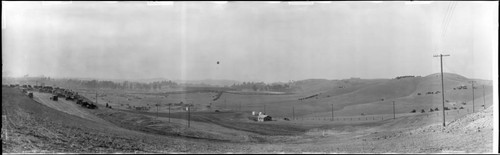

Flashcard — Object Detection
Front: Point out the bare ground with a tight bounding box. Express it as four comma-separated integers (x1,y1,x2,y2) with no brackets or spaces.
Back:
2,87,494,153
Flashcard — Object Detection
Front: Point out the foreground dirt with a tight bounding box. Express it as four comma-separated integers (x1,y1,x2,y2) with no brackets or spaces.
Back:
2,87,494,153
2,87,250,153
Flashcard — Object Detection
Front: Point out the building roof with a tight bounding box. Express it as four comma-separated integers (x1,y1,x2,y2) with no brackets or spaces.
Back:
258,115,270,118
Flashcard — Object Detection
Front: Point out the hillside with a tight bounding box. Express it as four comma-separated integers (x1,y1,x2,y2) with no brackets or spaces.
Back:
2,71,494,153
1,87,250,153
282,73,492,117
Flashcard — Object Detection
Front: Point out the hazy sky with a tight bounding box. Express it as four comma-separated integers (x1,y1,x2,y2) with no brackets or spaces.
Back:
2,2,498,82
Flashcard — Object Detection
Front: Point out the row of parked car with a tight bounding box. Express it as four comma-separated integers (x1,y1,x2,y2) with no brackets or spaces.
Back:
15,84,99,110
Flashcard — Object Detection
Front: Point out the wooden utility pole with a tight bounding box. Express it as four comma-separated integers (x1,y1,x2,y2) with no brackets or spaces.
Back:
392,101,396,119
434,54,450,127
483,85,486,109
168,103,171,123
187,105,191,128
156,96,159,120
470,81,476,113
331,104,334,121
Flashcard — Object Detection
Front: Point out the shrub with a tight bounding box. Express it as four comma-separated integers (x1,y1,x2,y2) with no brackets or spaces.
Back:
421,109,425,113
444,107,450,110
435,107,439,111
411,109,416,113
429,108,434,112
459,106,464,109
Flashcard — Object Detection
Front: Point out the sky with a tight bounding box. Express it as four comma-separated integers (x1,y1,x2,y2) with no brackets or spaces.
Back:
2,1,498,83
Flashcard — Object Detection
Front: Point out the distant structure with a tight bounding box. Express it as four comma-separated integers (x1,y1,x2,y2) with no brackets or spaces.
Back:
395,75,415,79
258,114,272,122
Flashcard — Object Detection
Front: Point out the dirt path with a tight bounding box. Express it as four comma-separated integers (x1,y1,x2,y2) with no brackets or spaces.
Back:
32,92,112,125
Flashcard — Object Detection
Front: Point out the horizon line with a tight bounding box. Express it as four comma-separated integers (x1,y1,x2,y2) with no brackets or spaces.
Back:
2,72,493,84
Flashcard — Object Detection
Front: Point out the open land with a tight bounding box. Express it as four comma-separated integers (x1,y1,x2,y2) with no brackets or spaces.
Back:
2,73,494,153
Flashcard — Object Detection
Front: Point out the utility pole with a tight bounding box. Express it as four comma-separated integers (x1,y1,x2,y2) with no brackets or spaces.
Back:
434,54,450,127
292,106,295,120
224,95,226,110
168,103,171,123
470,81,476,113
156,96,159,120
331,104,334,121
187,105,191,128
483,85,486,109
392,101,396,119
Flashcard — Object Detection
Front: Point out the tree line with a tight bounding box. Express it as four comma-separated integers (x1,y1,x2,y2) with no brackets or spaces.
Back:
230,82,292,92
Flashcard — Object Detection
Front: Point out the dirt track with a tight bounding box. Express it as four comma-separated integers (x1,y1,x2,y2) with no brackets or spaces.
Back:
31,92,111,125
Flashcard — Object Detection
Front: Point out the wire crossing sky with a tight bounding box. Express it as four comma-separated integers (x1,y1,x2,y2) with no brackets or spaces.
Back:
2,2,497,82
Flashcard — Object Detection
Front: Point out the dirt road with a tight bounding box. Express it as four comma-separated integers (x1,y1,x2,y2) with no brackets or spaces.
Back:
32,92,111,125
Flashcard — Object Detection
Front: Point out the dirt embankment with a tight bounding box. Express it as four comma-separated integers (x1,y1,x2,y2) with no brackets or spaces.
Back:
2,87,249,153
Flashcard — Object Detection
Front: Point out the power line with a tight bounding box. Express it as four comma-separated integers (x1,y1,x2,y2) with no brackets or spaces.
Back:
441,2,453,36
442,2,458,41
441,2,452,35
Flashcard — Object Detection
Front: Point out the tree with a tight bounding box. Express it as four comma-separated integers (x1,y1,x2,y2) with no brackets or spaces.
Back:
435,107,439,111
430,108,434,112
411,109,416,113
421,109,425,113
